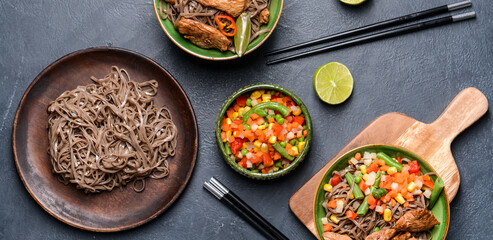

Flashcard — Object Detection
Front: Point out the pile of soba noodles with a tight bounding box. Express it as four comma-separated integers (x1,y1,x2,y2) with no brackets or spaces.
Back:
323,152,432,240
47,66,177,193
157,0,271,52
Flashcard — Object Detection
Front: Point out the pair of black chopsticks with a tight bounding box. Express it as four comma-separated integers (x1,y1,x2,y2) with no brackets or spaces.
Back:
203,177,289,240
265,0,475,64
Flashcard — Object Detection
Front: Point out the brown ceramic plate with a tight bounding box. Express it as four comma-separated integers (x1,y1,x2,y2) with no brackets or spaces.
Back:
12,47,198,232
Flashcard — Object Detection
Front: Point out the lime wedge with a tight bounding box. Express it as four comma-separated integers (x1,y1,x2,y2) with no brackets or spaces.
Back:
313,62,354,105
340,0,366,5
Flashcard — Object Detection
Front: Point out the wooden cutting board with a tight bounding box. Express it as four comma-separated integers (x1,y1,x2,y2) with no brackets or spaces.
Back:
289,87,488,238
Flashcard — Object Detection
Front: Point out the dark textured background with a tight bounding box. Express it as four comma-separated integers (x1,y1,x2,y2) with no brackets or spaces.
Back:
1,0,492,239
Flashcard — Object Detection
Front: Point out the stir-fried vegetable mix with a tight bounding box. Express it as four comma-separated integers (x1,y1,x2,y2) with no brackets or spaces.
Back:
220,89,307,173
321,151,444,233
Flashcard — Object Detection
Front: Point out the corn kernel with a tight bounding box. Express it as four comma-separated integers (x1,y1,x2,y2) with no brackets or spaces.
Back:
254,140,262,148
324,184,332,192
350,193,354,199
238,108,245,115
387,167,397,175
363,174,368,181
261,143,268,152
264,160,274,167
268,136,277,144
395,193,406,204
226,131,232,138
298,141,306,151
254,147,260,152
330,215,340,224
268,123,274,130
360,165,367,175
243,106,251,112
407,182,418,192
262,99,270,102
226,118,232,125
243,143,247,149
251,91,262,99
232,112,239,118
237,152,243,159
383,209,392,222
222,136,227,143
292,106,302,115
233,131,239,137
291,146,299,155
262,93,271,100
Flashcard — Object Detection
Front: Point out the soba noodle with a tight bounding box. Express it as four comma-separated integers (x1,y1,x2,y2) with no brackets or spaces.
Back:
323,157,432,240
157,0,271,52
47,66,177,193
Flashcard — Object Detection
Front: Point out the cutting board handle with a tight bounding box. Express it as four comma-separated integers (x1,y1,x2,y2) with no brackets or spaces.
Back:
430,87,488,140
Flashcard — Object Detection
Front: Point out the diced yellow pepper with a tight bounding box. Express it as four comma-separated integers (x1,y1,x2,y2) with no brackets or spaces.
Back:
226,131,232,138
330,215,340,224
232,112,239,118
226,118,232,125
242,143,247,149
254,140,262,148
324,184,332,192
291,146,299,155
383,209,392,222
258,124,266,130
387,167,398,175
360,165,367,175
268,136,277,144
243,106,251,112
292,106,302,115
262,99,270,102
407,182,418,192
262,93,271,100
363,174,368,181
238,108,245,115
395,193,406,204
268,123,274,130
298,141,306,151
251,91,261,99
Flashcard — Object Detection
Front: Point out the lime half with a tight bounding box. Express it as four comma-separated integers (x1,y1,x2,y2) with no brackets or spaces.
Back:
340,0,366,5
313,62,354,105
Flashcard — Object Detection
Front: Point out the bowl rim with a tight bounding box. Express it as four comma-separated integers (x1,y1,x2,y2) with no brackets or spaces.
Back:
152,0,285,61
215,83,312,180
312,144,450,240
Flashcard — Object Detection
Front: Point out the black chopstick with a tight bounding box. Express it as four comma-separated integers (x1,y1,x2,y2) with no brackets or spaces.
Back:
265,0,472,57
203,177,289,240
266,12,476,65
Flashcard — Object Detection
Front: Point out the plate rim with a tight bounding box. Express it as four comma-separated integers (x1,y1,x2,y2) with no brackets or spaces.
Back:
312,144,450,240
11,46,199,232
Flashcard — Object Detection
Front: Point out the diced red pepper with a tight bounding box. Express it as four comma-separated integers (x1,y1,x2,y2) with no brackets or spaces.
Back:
367,162,379,173
271,123,283,134
250,157,261,164
236,95,247,107
397,156,402,164
293,116,305,125
230,138,244,154
262,153,273,166
346,210,357,220
238,158,247,168
408,161,420,174
359,180,369,192
330,174,342,186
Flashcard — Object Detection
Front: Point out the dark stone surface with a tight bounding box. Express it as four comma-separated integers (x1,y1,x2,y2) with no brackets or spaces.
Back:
1,0,492,239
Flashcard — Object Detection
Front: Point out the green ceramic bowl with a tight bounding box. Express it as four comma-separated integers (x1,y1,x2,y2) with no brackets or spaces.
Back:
314,145,450,239
153,0,284,60
215,84,312,180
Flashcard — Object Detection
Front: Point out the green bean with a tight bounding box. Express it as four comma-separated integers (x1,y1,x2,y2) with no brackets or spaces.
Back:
373,171,382,188
241,149,248,156
280,141,287,148
242,102,290,124
303,125,308,131
271,142,294,161
428,177,444,210
275,161,282,168
376,152,403,171
370,186,388,199
234,13,251,57
246,98,252,106
251,169,259,173
345,172,364,200
357,196,370,216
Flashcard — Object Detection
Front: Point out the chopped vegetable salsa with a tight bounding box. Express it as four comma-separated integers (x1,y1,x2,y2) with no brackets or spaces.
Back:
220,89,307,173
